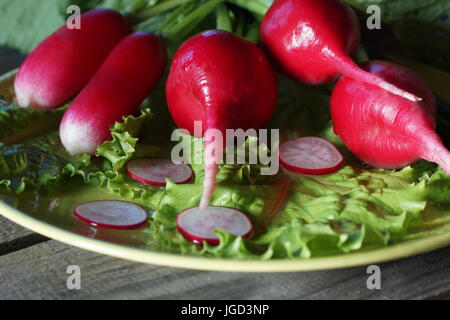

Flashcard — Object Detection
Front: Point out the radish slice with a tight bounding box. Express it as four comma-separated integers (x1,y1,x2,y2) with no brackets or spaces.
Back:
177,206,253,245
279,137,344,175
74,200,148,230
126,158,193,186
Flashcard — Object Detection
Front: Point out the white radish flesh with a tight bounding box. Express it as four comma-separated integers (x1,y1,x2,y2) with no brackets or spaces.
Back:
177,206,253,245
126,158,193,186
74,200,148,230
279,137,344,175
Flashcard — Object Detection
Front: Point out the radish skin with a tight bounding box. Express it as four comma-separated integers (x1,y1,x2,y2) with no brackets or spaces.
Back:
15,9,131,109
60,32,167,156
260,0,420,102
166,30,278,209
331,60,450,173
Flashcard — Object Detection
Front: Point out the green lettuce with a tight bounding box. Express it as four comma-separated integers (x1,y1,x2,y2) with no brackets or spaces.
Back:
0,100,66,144
257,219,365,259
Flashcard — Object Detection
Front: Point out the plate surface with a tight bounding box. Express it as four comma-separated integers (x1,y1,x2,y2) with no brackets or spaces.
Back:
1,70,450,272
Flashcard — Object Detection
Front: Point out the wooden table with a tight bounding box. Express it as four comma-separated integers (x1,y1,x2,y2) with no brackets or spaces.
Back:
0,47,449,300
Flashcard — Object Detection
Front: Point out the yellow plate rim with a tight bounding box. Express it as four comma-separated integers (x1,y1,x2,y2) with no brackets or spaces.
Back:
2,201,450,272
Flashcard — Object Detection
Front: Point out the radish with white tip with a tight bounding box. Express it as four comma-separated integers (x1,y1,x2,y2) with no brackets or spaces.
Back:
74,200,148,230
60,32,167,156
177,206,253,245
126,158,193,186
279,137,344,175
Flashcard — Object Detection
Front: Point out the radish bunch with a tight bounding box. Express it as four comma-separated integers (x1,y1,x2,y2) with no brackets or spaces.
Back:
10,2,450,240
260,0,420,102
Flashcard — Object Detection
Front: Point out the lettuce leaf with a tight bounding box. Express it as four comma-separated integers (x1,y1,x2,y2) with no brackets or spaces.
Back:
257,219,365,259
96,108,152,171
0,142,98,194
0,100,66,144
0,144,67,194
0,106,152,195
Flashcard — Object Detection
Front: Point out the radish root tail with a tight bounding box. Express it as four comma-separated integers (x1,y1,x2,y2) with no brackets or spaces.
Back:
199,162,219,209
199,135,223,209
420,132,450,174
422,143,450,175
339,60,422,102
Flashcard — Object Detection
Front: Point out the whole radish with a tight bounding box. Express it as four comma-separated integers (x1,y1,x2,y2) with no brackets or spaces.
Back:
15,9,131,109
260,0,420,102
60,32,167,156
331,60,450,173
166,30,278,209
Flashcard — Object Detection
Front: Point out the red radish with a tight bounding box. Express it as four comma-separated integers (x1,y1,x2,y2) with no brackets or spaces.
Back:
331,60,450,173
176,206,253,245
15,9,131,109
166,30,278,209
60,32,167,156
126,158,193,186
74,200,148,229
279,137,344,175
260,0,420,102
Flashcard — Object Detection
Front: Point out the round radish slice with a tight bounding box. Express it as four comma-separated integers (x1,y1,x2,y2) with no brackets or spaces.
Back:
126,158,193,186
279,137,344,175
177,206,253,245
74,200,148,230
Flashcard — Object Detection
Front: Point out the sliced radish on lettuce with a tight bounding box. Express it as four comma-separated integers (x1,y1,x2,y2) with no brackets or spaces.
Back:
126,158,193,186
177,206,253,245
74,200,148,229
279,137,344,175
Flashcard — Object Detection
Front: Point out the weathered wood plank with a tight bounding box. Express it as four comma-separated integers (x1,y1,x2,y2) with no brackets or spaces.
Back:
0,240,449,300
0,216,34,243
0,215,48,255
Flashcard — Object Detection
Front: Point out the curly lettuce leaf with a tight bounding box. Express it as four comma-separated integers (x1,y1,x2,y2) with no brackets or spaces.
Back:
0,144,66,193
0,142,97,194
0,101,66,144
257,219,365,259
96,108,152,171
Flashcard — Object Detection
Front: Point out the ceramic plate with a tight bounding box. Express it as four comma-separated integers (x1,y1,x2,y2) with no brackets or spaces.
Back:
1,70,450,272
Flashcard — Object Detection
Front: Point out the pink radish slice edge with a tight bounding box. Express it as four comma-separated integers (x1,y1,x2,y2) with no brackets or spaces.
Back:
177,206,253,245
126,158,193,186
74,200,148,230
279,137,344,175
